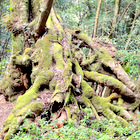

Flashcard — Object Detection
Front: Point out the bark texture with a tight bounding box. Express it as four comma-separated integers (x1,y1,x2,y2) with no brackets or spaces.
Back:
0,0,139,139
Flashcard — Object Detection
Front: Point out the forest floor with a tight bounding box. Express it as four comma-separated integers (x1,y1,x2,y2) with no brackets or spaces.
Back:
0,94,15,132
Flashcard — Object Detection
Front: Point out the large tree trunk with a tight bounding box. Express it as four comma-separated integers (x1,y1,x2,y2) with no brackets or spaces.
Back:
0,0,139,139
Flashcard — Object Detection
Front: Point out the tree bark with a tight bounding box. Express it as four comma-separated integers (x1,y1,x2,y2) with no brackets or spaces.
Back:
0,0,139,139
93,0,102,38
109,0,120,38
33,0,54,36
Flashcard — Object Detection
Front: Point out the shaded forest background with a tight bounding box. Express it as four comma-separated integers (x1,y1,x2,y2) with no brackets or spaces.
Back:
0,0,139,82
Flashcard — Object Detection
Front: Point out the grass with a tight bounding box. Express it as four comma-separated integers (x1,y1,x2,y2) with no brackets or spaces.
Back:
11,114,140,140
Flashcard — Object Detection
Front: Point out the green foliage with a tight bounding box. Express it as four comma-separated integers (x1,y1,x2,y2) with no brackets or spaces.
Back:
55,0,139,81
0,59,9,81
0,0,11,81
11,114,140,140
116,50,139,81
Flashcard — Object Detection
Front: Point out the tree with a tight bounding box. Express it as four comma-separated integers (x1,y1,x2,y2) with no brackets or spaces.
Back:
0,0,11,80
126,0,136,34
125,11,140,50
109,0,121,38
93,0,102,38
0,0,139,139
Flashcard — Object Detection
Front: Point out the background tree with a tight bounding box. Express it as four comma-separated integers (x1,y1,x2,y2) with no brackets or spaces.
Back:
125,11,140,50
109,0,121,38
126,0,136,34
93,0,102,38
0,0,11,80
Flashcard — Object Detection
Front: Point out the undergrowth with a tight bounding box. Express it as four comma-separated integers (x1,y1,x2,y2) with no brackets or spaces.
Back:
116,50,139,81
11,114,140,140
0,59,9,82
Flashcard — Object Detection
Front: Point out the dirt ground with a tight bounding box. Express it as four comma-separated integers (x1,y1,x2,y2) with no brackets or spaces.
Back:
0,94,15,133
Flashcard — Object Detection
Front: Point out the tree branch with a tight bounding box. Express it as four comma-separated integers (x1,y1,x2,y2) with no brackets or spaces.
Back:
35,0,54,36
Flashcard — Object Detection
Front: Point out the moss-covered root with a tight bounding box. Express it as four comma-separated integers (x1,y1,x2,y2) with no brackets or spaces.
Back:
92,96,130,126
3,70,54,139
81,97,100,120
4,102,43,140
80,80,100,120
84,71,136,102
98,48,136,92
100,106,129,127
72,32,135,92
80,80,129,126
105,92,121,102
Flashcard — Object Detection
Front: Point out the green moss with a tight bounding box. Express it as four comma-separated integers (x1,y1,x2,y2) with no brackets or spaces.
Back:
24,48,32,55
12,35,25,55
51,93,64,103
51,8,64,41
31,34,55,84
74,47,85,62
3,113,15,132
46,15,53,30
15,55,31,67
1,63,21,98
65,107,71,120
32,0,41,18
51,83,61,98
84,71,124,94
98,48,113,63
2,78,12,95
31,47,41,67
4,117,18,140
13,88,37,111
39,34,54,69
130,101,140,111
80,80,95,99
64,89,71,106
63,62,72,77
81,97,92,108
7,0,28,29
4,102,43,140
11,70,20,79
118,98,124,106
4,132,12,140
30,67,39,84
91,96,129,126
13,70,53,111
56,14,62,22
63,62,72,88
88,63,100,72
75,60,84,78
81,54,97,66
53,43,65,70
103,107,129,126
37,70,54,86
49,78,56,92
64,48,72,60
76,33,93,46
17,102,43,116
14,70,54,110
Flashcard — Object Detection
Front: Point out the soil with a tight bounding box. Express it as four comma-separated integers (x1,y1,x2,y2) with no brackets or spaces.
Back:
0,94,15,133
0,90,51,139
